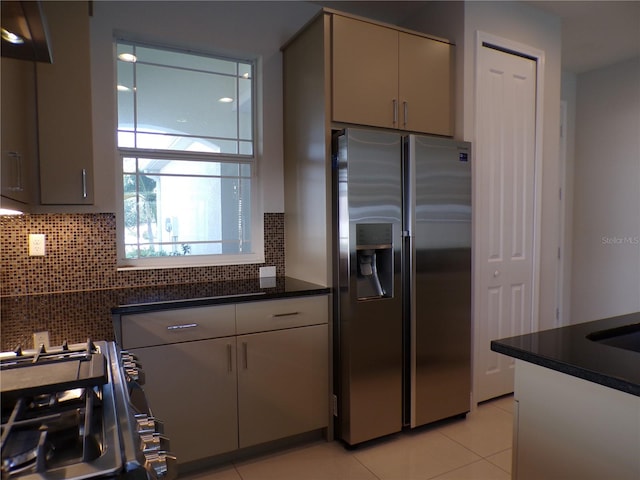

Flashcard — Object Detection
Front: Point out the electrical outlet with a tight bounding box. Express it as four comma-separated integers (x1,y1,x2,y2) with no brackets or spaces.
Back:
29,234,46,256
259,266,276,278
33,331,50,349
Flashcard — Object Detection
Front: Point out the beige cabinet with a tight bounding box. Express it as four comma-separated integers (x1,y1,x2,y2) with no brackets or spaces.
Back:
130,337,238,463
236,296,329,448
121,304,237,462
238,324,328,448
117,295,329,464
332,14,453,136
36,1,94,204
1,58,37,206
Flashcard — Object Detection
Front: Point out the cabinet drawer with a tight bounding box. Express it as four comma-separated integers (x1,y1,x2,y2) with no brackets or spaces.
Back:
236,296,328,334
121,304,236,349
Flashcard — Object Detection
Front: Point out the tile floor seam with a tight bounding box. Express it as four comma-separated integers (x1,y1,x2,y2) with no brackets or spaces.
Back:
434,429,495,460
484,446,513,474
351,455,384,480
431,458,498,480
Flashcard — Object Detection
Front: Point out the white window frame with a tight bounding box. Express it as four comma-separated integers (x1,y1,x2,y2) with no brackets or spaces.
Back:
114,39,264,270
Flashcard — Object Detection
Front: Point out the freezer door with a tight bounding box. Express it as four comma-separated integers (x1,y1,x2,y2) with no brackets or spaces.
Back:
335,128,404,445
407,135,472,428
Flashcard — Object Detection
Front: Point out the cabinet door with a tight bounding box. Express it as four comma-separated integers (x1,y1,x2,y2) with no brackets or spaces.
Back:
1,58,36,205
399,32,453,136
131,338,238,463
36,1,94,204
237,324,329,448
332,15,398,129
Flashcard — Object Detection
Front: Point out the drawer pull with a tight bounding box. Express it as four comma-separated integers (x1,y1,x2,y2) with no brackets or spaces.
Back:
166,323,198,331
271,312,300,318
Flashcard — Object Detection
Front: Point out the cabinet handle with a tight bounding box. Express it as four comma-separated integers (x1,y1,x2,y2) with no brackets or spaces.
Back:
242,342,248,369
403,101,408,127
227,343,233,373
393,99,398,126
166,323,198,331
81,169,88,199
271,311,300,318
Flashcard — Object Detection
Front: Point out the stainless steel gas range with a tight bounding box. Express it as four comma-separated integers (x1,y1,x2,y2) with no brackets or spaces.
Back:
0,340,176,480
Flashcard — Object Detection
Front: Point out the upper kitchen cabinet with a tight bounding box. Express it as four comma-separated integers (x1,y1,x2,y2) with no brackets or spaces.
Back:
36,1,94,205
282,10,456,286
331,14,453,136
1,57,37,207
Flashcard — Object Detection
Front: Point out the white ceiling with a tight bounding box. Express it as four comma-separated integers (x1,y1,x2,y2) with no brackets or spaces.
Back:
528,1,640,73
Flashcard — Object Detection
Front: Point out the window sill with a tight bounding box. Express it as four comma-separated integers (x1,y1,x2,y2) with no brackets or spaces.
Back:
116,252,265,271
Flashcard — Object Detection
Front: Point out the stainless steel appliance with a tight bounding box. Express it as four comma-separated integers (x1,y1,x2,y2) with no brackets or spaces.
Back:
333,128,471,445
0,340,176,480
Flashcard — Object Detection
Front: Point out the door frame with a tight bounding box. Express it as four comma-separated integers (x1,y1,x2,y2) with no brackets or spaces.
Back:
472,31,545,405
557,100,568,327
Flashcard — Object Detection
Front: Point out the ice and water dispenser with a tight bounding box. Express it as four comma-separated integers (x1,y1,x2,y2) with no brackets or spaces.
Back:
355,223,394,300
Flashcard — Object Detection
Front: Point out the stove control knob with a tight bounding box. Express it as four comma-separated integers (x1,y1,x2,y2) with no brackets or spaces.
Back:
124,363,146,385
135,414,165,434
140,432,170,453
145,451,177,480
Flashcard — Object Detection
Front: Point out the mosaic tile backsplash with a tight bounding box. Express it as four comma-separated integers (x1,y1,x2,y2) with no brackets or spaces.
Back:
0,213,285,350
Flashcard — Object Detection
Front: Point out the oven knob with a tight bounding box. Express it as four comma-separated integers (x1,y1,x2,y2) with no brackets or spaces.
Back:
140,432,170,453
135,414,165,434
125,364,146,385
120,350,139,360
145,451,177,480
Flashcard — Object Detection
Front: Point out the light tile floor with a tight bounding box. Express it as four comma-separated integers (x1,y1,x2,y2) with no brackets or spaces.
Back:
181,395,514,480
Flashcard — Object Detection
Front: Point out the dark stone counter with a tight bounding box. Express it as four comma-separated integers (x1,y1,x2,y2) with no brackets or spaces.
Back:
491,312,640,396
111,277,330,314
0,277,329,351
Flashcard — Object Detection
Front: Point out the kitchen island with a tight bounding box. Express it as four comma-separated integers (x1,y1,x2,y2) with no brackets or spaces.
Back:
491,312,640,480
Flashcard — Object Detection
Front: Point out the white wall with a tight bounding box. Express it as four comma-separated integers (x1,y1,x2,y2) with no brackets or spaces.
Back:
89,1,320,214
570,57,640,322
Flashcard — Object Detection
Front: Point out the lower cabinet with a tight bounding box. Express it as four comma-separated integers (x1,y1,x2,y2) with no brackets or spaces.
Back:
237,324,329,448
131,337,238,464
119,295,329,465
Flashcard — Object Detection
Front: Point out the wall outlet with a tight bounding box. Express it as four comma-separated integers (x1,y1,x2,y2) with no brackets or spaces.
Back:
28,234,46,256
259,266,276,278
33,331,50,350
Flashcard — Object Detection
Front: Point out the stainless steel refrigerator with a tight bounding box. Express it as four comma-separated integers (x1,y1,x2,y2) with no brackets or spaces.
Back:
333,128,471,445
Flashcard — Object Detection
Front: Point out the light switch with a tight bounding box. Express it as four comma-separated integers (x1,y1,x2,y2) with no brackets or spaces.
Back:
29,234,46,256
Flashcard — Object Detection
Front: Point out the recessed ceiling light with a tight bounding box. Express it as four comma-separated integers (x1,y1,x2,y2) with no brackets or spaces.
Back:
117,85,131,92
118,52,137,63
1,28,24,45
219,97,234,103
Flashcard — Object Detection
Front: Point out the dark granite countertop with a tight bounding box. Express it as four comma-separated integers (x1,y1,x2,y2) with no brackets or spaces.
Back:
491,312,640,397
111,276,330,315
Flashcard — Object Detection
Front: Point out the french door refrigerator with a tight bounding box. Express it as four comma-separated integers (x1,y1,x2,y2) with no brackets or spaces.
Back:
333,128,471,446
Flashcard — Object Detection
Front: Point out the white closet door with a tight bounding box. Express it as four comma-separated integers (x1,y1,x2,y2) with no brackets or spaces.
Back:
475,43,538,402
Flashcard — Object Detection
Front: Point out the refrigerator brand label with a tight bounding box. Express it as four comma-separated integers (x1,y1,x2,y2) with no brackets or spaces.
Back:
459,152,469,162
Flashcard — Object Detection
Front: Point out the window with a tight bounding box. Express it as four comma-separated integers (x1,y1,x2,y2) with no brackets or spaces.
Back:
116,40,261,266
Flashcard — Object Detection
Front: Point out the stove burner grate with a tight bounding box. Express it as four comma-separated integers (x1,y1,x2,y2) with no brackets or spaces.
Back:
1,376,105,479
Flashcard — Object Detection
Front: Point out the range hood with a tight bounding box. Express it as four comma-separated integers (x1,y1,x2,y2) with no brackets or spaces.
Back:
1,1,52,63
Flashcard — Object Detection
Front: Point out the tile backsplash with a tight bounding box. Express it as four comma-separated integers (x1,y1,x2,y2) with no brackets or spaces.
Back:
0,212,284,350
